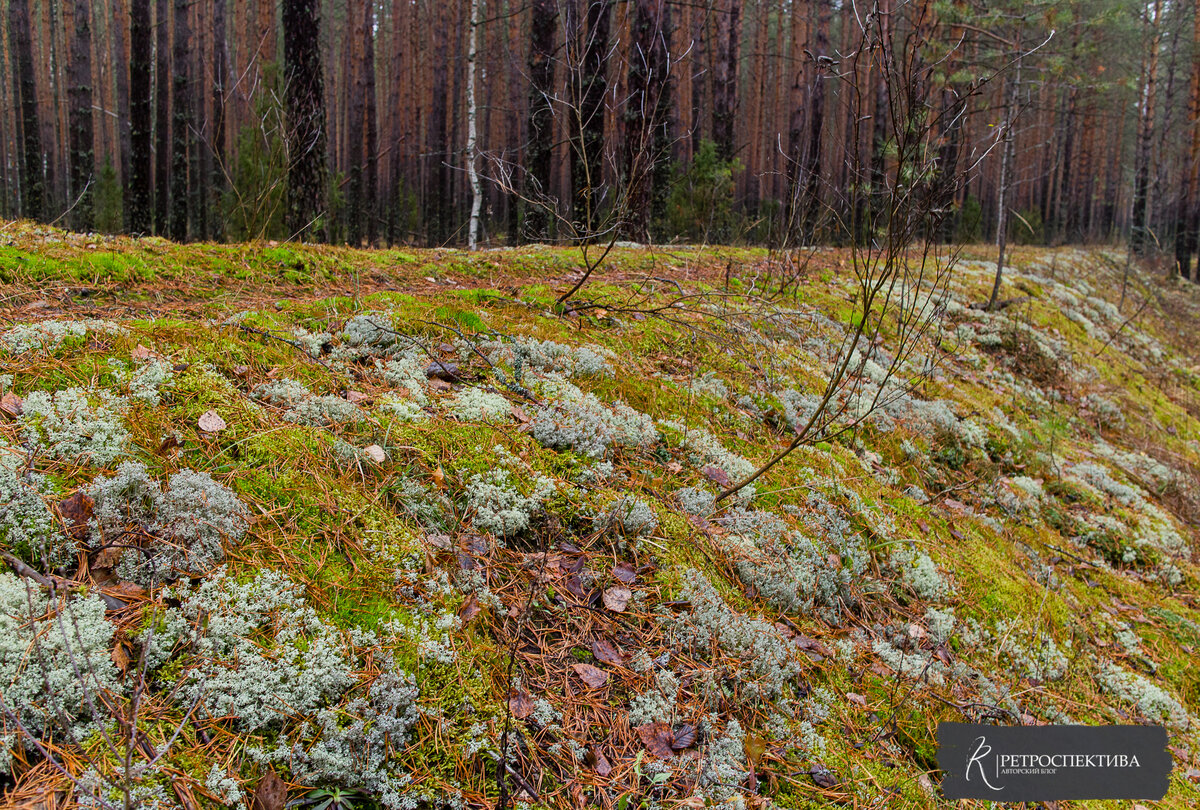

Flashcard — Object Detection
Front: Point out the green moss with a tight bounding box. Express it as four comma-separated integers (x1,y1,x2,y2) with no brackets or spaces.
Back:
432,305,488,333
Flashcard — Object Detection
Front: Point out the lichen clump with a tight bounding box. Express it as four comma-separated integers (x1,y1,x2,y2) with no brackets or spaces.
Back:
464,469,556,538
164,570,354,731
89,462,249,584
20,387,129,465
0,574,121,768
530,379,658,459
0,445,73,569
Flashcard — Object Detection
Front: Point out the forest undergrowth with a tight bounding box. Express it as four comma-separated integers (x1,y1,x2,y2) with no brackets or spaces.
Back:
1,220,1199,808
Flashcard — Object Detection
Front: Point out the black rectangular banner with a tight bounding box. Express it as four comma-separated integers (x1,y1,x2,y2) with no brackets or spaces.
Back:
936,722,1171,801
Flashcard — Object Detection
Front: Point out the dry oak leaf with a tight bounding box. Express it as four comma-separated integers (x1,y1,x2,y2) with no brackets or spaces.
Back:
197,410,226,433
636,722,675,758
572,663,609,689
603,586,631,612
92,545,124,570
364,444,386,464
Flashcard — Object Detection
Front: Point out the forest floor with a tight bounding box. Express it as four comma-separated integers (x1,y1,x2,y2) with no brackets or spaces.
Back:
1,219,1200,809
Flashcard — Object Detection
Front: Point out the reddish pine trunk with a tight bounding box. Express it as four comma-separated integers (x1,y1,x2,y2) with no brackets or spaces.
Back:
8,0,43,219
68,0,94,229
128,0,152,232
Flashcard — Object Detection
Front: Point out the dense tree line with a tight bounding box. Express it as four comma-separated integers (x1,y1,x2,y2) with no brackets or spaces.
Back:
2,0,1200,276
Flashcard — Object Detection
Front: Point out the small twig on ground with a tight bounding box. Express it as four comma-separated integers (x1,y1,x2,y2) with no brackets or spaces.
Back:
234,323,332,368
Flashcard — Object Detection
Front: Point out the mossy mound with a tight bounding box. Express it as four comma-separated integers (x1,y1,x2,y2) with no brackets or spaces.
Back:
1,229,1199,808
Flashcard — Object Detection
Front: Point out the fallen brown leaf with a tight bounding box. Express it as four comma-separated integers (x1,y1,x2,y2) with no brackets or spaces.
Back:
794,635,833,659
198,410,226,433
612,562,637,584
590,748,612,777
156,433,182,455
744,734,767,766
0,392,23,419
252,770,287,810
111,642,131,673
603,586,631,612
459,593,481,621
56,491,94,540
93,545,124,570
671,723,696,750
572,663,609,688
106,582,149,603
508,690,534,719
591,637,625,666
808,764,838,789
636,722,675,758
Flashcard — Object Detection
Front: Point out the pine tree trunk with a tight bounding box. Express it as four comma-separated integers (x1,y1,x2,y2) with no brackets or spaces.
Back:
1175,0,1200,280
283,0,327,239
8,0,43,220
128,0,152,233
987,54,1022,312
427,10,450,243
712,0,740,162
784,1,809,238
347,0,367,245
524,0,556,241
68,0,95,229
110,0,131,227
1131,0,1164,256
572,0,610,233
169,0,190,240
154,0,170,234
624,0,668,241
364,0,378,245
211,0,227,240
800,0,829,243
191,0,205,239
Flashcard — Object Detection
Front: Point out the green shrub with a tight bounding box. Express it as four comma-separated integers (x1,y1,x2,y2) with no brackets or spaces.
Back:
956,195,982,243
94,159,123,234
1011,206,1044,245
664,140,740,242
